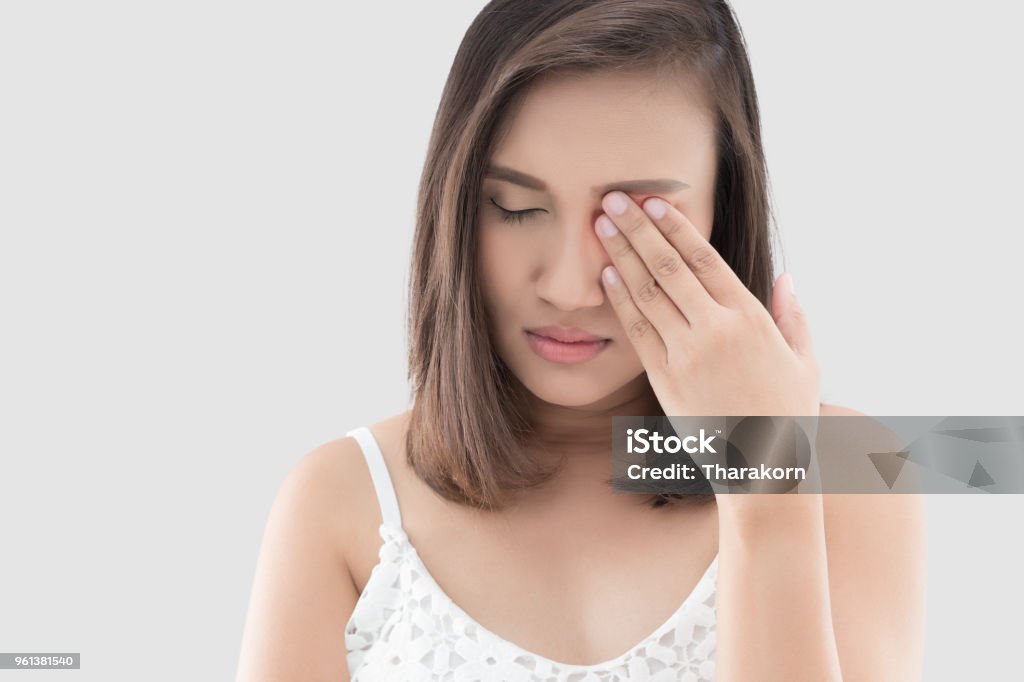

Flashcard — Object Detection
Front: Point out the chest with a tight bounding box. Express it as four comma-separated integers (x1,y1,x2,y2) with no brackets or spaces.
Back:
349,499,719,666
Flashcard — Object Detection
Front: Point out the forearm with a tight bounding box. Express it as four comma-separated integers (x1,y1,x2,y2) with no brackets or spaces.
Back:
714,494,843,682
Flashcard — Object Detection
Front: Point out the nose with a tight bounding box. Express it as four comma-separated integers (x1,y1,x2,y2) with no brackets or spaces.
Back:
534,216,609,312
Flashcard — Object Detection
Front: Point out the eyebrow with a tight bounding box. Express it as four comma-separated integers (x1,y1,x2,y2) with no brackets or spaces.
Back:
484,164,690,196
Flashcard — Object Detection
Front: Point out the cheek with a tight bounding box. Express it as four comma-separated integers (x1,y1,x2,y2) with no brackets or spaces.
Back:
478,227,533,308
478,232,513,327
672,197,715,241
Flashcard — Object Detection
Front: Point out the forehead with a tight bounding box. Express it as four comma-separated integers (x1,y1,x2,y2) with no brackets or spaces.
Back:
490,68,717,187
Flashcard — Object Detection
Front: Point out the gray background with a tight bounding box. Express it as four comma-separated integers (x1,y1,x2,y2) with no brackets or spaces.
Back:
0,1,1020,679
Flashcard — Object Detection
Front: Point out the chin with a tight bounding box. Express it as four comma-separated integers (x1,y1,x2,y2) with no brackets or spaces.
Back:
517,366,643,409
525,382,613,408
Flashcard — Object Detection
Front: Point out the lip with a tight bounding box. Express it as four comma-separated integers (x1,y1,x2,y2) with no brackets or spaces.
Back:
527,326,609,343
524,326,611,365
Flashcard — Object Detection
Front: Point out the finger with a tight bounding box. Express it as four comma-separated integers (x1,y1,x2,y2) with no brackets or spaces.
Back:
771,272,816,360
602,191,718,326
595,213,692,339
638,195,752,310
600,265,667,368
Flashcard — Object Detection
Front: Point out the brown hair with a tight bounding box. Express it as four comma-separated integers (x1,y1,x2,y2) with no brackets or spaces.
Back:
406,0,776,511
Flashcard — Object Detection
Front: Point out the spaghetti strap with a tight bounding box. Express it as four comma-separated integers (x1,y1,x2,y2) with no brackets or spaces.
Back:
345,426,403,529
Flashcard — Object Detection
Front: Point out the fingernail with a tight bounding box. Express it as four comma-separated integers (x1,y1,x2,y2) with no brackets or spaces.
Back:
788,273,797,299
643,198,667,220
602,265,620,285
596,215,618,238
603,192,628,216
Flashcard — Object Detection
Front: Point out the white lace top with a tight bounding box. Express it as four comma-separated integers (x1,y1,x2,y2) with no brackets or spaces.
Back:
343,426,719,681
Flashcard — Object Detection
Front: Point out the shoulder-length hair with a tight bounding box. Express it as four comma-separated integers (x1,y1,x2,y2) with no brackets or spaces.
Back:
406,0,775,511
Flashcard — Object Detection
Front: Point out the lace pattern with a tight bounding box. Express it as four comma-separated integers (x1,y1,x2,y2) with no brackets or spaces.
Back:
345,523,717,682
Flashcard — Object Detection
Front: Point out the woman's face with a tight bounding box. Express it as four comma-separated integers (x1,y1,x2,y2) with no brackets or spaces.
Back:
479,68,719,408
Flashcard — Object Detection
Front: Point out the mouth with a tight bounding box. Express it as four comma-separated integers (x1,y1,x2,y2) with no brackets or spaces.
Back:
524,326,611,365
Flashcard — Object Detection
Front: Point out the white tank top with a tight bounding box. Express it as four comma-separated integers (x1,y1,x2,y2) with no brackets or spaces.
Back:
343,426,719,681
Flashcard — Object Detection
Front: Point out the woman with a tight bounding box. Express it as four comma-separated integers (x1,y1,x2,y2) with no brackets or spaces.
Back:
236,1,926,680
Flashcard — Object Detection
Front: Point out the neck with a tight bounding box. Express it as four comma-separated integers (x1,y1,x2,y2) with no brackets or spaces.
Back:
524,373,662,458
508,373,663,510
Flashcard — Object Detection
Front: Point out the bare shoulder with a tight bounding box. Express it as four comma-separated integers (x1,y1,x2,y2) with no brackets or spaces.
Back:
234,412,410,682
816,402,927,526
285,410,414,562
816,402,927,548
817,403,927,680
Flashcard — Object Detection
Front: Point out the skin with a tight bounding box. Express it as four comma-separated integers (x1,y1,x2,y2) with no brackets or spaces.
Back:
235,68,927,681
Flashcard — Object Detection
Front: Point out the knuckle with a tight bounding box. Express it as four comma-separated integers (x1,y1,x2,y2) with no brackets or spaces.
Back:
659,217,684,239
621,211,648,235
628,318,653,340
636,278,662,303
653,252,683,278
668,344,696,371
613,240,636,259
743,303,773,330
704,311,738,345
790,302,807,323
689,245,718,276
707,319,730,345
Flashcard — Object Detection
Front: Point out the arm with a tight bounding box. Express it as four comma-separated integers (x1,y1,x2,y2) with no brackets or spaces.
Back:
819,408,927,680
715,407,927,681
235,439,363,682
822,492,927,681
715,494,842,681
589,192,926,679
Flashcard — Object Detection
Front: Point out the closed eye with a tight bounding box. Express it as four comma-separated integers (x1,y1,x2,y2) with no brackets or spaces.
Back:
489,197,546,224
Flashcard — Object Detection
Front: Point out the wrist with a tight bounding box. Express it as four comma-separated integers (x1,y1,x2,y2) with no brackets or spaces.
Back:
716,493,825,538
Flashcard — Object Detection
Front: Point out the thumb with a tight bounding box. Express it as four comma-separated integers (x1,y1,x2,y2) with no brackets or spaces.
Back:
771,272,815,359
